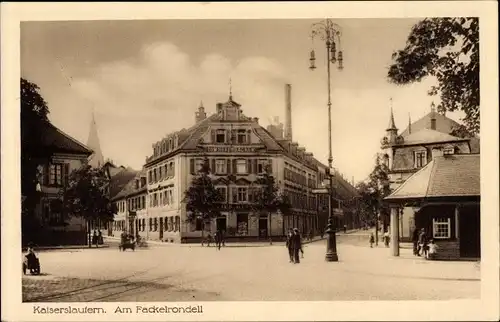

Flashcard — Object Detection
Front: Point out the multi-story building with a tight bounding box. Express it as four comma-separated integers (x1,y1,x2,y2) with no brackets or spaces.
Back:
31,122,93,245
134,85,358,243
380,103,479,241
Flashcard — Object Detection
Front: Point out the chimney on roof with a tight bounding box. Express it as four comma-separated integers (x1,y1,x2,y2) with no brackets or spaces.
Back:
430,102,437,130
284,84,293,141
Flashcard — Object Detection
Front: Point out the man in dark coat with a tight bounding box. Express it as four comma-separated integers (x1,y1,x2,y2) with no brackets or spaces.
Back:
285,229,294,263
291,228,303,264
411,227,419,256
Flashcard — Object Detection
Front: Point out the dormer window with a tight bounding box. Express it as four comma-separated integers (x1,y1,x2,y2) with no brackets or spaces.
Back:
216,130,226,143
443,146,455,155
414,149,427,168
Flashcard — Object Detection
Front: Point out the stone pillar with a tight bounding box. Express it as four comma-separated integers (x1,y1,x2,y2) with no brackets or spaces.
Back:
390,206,400,256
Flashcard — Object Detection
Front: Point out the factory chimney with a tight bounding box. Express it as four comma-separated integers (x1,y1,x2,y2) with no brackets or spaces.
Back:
284,84,292,141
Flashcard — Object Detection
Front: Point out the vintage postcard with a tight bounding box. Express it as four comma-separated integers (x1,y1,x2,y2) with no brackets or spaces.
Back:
1,2,498,321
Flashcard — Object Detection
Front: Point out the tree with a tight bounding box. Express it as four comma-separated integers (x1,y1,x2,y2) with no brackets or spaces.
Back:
183,158,223,238
62,164,115,247
21,78,52,245
253,165,291,240
355,154,392,239
388,18,479,134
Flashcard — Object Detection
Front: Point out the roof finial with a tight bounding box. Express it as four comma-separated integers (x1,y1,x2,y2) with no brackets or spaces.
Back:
229,77,233,100
431,101,436,113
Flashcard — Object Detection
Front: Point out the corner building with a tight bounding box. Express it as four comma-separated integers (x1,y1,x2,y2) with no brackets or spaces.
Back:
143,93,324,243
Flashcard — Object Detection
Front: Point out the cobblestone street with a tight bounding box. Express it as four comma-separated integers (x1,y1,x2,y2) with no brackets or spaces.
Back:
23,237,480,302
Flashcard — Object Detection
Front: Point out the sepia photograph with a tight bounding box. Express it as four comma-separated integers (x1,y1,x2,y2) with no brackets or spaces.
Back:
2,2,499,321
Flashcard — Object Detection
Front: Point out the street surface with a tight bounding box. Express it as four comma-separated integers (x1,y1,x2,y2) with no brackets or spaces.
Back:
22,234,480,302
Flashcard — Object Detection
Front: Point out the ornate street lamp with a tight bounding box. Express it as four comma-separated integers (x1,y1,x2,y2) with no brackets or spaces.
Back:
309,19,344,262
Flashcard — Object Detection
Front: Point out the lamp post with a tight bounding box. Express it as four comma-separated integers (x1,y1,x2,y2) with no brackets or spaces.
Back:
309,19,344,262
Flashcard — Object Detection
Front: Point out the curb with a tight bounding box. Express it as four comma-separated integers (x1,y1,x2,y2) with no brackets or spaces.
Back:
23,245,110,252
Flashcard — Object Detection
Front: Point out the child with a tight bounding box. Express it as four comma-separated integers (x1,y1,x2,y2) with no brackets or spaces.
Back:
427,239,438,260
369,233,375,248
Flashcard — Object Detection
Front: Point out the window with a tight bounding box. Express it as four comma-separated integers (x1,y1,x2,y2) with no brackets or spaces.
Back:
215,159,226,174
141,196,145,209
216,187,227,202
237,187,248,202
257,160,268,174
216,129,226,143
148,171,152,183
159,166,163,180
142,219,146,232
414,151,427,168
236,159,247,174
433,217,451,239
153,169,158,182
49,164,64,186
149,218,153,231
175,216,180,232
153,193,158,207
169,190,174,205
195,159,204,172
237,129,247,144
154,218,158,231
169,162,175,177
159,192,164,206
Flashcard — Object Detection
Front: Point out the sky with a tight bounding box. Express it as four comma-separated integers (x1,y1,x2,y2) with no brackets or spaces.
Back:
20,19,466,183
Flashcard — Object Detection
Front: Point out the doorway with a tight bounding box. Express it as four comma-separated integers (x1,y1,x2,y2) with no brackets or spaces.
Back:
216,216,227,232
459,205,481,258
259,217,268,238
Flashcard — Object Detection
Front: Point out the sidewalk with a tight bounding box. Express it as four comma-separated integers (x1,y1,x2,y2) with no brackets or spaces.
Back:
105,229,361,248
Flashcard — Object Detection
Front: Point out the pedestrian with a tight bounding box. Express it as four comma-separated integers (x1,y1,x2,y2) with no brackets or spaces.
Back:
427,239,438,260
285,229,294,263
98,230,103,245
411,227,419,256
92,230,98,247
383,230,390,248
418,228,427,257
291,228,303,264
343,225,347,234
369,232,375,248
214,230,222,250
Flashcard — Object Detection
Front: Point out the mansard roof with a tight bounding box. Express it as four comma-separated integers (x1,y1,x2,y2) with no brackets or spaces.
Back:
386,154,480,201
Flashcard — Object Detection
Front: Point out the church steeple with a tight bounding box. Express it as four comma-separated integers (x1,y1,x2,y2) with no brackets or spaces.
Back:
385,98,399,144
195,101,207,123
386,98,398,131
87,109,104,168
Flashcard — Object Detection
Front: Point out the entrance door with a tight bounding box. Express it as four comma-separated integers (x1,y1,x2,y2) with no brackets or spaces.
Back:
459,205,481,258
259,217,268,238
216,216,227,232
159,217,164,240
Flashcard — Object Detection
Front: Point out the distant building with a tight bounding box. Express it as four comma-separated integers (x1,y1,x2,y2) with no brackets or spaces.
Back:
110,85,359,243
31,122,93,245
380,102,479,241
